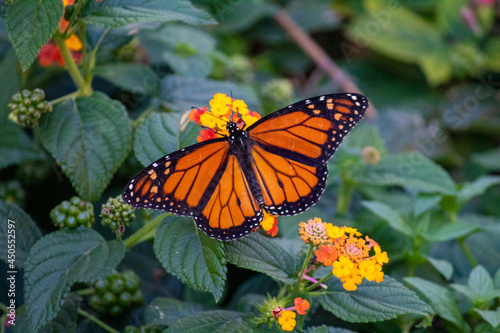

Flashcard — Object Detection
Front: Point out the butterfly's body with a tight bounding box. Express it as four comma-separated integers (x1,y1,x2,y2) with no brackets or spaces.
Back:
226,122,266,206
123,93,368,241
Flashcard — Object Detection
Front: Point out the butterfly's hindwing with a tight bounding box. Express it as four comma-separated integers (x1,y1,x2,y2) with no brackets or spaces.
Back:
195,155,263,240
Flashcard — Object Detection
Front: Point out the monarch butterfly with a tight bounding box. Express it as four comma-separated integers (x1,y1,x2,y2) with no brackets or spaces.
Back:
122,93,368,241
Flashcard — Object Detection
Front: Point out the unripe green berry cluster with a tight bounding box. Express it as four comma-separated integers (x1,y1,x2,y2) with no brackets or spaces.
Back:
90,270,144,316
100,196,135,231
8,88,52,127
50,196,94,229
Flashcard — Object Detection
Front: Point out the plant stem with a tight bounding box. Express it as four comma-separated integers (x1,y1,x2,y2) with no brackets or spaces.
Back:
77,308,119,333
273,10,377,118
407,263,416,277
54,32,92,96
50,92,79,105
458,237,478,267
304,272,333,293
63,0,86,36
336,179,354,215
77,287,95,296
123,213,169,249
86,29,109,84
294,244,314,294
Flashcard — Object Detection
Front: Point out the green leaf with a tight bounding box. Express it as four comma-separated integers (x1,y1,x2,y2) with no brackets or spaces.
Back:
38,293,80,333
358,153,457,195
405,277,467,331
426,220,479,242
224,233,297,284
484,38,500,72
467,266,497,303
24,228,125,332
39,92,132,202
472,308,500,329
457,176,500,208
305,326,357,333
288,0,340,33
495,267,500,289
319,276,433,323
472,147,500,171
361,201,413,237
133,112,185,166
94,63,160,94
0,49,42,170
347,8,443,63
154,216,227,301
414,193,442,216
436,0,471,37
164,310,253,333
419,46,453,86
82,0,215,28
215,1,277,33
426,256,453,280
0,200,42,268
145,297,204,327
6,0,63,71
160,75,260,112
138,24,215,77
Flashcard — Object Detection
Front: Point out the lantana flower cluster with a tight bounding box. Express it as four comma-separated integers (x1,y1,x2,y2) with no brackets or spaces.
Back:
37,0,82,67
260,297,310,332
300,217,389,291
189,93,261,142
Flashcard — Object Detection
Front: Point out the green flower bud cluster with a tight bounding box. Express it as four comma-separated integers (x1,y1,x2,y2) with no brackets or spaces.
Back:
261,79,293,105
50,196,94,229
8,89,52,127
90,270,144,316
0,180,25,207
100,196,135,232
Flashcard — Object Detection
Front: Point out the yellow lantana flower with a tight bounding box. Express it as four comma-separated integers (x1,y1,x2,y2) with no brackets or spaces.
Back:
278,311,296,331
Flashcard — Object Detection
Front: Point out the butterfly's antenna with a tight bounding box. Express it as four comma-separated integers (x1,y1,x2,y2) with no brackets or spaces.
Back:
199,124,226,137
204,110,230,124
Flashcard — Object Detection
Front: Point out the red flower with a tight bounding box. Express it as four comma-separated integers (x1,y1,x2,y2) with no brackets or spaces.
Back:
316,245,339,266
294,298,310,315
38,44,65,67
266,218,278,237
189,107,207,124
197,128,217,142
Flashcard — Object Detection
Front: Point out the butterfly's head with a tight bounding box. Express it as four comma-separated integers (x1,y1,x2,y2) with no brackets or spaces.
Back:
226,121,240,140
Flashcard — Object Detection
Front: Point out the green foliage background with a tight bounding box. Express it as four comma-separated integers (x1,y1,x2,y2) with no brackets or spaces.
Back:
0,0,500,332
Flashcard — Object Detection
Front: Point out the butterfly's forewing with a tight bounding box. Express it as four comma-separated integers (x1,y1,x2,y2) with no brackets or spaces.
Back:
123,139,230,216
246,93,368,215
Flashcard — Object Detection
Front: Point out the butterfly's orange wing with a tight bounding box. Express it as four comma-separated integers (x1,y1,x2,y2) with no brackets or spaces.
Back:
247,93,368,215
123,93,368,241
122,138,261,240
